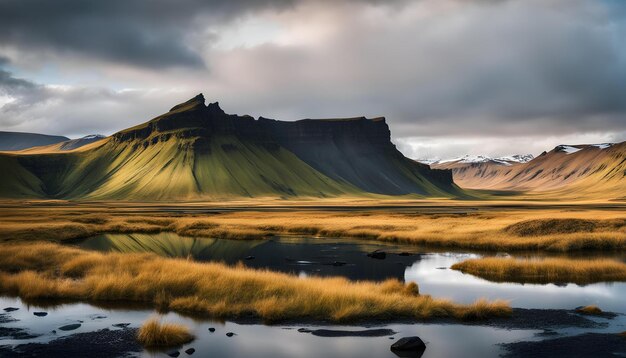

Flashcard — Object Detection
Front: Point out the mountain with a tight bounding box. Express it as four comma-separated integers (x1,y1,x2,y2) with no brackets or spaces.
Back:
58,134,106,151
0,94,460,200
422,154,534,166
0,131,69,151
431,143,626,199
20,134,107,153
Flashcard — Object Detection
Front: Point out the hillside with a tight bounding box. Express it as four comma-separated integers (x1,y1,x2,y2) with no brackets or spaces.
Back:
0,131,69,151
432,143,626,199
19,135,108,154
0,94,460,200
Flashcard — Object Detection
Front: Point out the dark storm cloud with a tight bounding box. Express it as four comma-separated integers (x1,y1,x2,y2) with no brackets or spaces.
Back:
0,0,303,68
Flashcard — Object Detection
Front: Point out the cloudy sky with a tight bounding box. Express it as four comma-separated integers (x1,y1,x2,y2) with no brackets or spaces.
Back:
0,0,625,159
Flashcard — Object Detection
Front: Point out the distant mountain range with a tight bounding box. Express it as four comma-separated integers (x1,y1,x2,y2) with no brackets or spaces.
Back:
429,143,625,199
420,154,534,166
0,131,69,151
0,94,460,200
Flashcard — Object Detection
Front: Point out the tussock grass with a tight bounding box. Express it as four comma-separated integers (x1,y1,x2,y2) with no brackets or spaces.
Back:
451,257,626,285
576,305,603,315
137,317,194,347
0,242,511,323
504,218,626,236
0,204,624,252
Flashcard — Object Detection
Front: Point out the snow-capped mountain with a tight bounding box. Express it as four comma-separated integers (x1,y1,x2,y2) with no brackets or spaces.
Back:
555,143,614,155
419,154,534,166
58,134,106,151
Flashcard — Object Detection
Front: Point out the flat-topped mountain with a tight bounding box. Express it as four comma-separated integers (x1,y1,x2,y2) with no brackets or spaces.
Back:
0,94,460,200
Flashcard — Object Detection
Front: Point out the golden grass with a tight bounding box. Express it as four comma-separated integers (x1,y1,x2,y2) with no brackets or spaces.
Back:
0,203,624,252
451,257,626,285
137,317,194,348
0,242,511,323
575,305,603,315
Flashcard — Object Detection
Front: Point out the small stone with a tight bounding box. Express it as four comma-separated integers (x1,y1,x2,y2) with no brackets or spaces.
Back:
33,312,48,317
113,323,131,328
185,348,195,355
167,350,180,357
3,307,19,312
208,327,215,332
58,323,81,331
367,250,386,260
226,332,235,337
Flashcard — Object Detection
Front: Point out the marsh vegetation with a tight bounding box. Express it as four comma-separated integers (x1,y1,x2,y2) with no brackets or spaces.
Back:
1,203,624,252
137,317,194,348
0,242,511,322
451,257,626,285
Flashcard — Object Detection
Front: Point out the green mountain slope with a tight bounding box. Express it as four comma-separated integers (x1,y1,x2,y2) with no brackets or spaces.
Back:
0,94,460,200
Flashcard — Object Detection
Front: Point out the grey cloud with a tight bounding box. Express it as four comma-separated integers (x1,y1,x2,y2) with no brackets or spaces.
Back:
200,0,626,140
1,0,626,159
0,0,302,69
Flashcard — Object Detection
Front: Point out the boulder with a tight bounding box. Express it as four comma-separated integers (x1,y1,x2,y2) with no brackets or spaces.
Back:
390,336,426,357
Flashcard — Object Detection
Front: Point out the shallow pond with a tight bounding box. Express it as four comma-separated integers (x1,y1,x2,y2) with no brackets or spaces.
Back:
78,233,626,312
1,233,624,357
3,296,623,358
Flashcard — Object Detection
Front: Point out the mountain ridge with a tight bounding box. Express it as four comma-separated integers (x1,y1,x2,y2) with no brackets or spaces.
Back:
0,94,460,200
0,131,69,151
431,142,626,199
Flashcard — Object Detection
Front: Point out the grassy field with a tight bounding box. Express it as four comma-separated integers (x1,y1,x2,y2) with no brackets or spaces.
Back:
451,257,626,284
0,242,511,323
0,201,624,252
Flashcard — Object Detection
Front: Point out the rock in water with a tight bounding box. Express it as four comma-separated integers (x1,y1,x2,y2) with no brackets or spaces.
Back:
208,327,215,332
226,332,235,337
390,336,426,357
33,312,48,317
58,324,81,331
185,347,196,355
367,250,386,260
3,307,19,312
166,350,180,357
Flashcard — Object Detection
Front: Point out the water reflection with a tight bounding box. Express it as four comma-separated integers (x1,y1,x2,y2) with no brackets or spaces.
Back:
77,232,626,314
0,297,539,358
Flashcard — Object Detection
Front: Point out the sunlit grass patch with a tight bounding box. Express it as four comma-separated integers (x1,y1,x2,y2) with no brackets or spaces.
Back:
137,317,194,348
0,242,511,323
575,305,603,315
451,257,626,285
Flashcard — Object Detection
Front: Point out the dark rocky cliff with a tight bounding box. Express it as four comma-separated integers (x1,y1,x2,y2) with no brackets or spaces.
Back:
111,93,457,196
